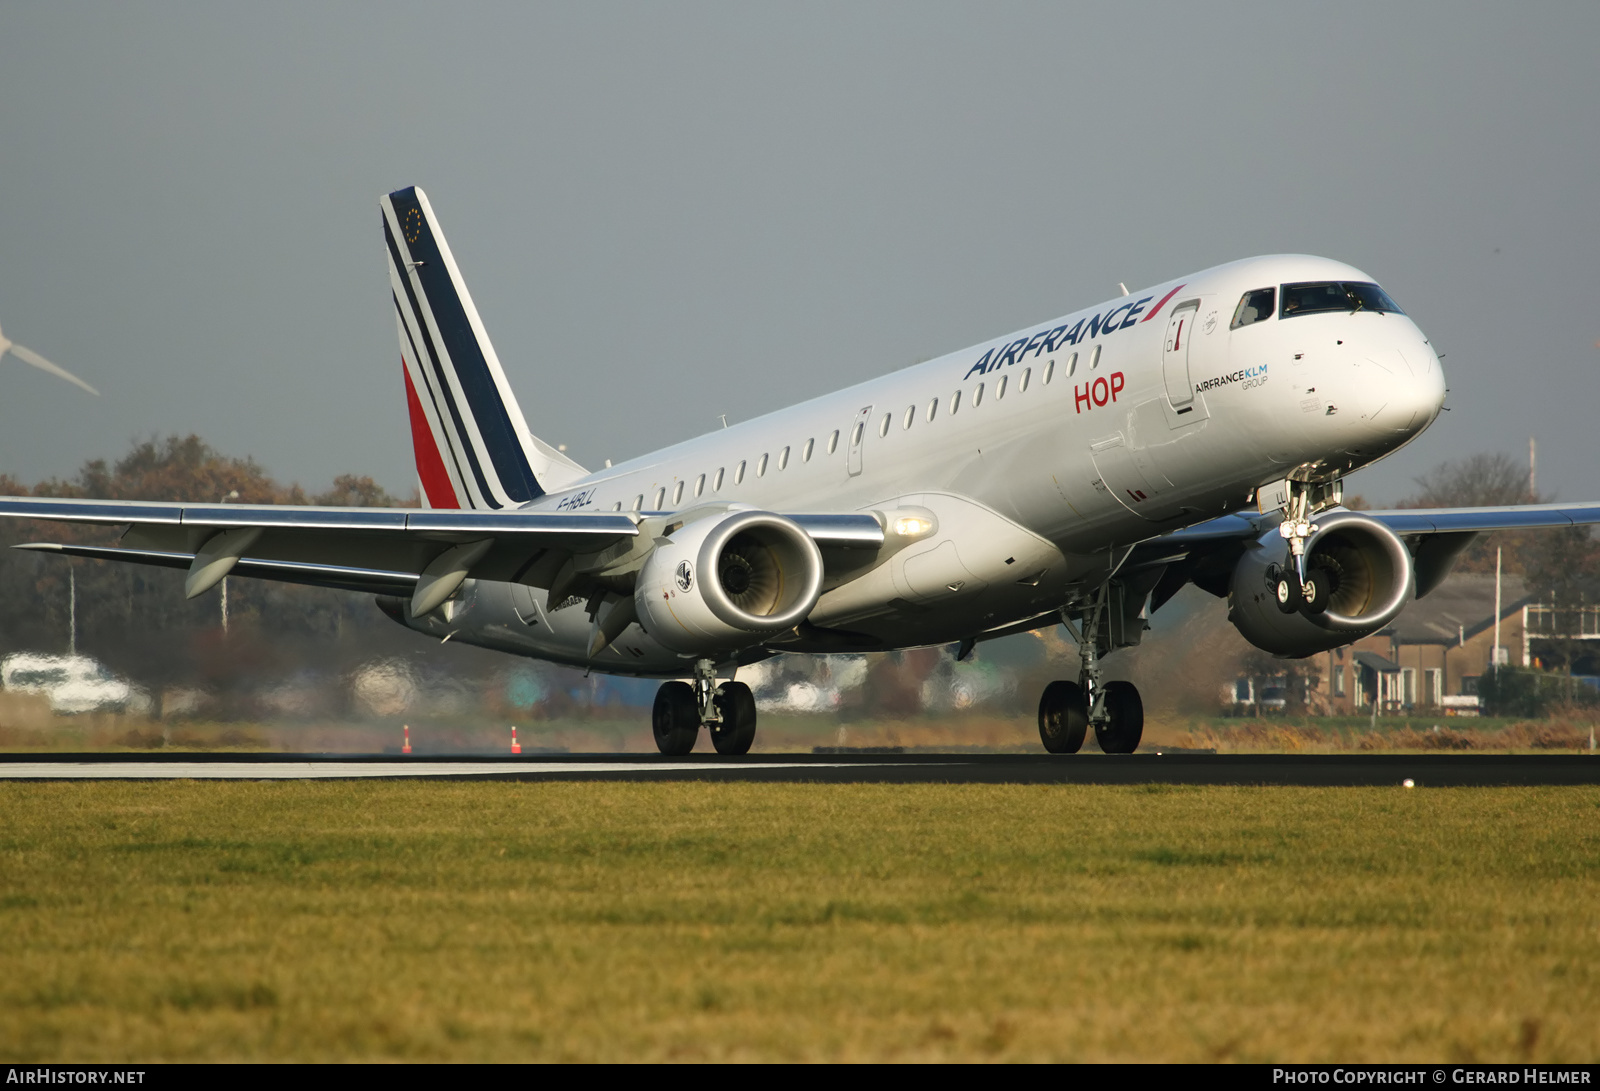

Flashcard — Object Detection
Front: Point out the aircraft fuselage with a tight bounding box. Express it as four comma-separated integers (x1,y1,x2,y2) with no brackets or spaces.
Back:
397,253,1446,675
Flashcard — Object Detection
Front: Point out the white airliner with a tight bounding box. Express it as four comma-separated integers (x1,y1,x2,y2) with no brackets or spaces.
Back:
5,187,1598,755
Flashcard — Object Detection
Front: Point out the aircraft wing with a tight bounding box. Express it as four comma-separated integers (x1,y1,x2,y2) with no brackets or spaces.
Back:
1139,502,1600,552
1128,502,1600,611
0,496,884,612
1359,503,1600,534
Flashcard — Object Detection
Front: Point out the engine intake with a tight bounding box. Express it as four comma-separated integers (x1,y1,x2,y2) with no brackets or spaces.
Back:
1228,510,1415,657
635,510,824,655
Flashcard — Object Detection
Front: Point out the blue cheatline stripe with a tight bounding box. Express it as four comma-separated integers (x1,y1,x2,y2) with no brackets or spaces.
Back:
392,293,471,505
385,187,543,503
383,215,499,509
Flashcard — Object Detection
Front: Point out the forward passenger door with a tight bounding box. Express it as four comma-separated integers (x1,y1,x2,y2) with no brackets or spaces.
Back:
1162,300,1200,411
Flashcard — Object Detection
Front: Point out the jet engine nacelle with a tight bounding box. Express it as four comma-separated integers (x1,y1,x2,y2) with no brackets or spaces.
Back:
634,510,824,656
1228,510,1415,657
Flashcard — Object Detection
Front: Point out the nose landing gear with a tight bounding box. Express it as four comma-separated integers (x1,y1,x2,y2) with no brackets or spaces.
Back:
1272,474,1343,615
651,658,757,756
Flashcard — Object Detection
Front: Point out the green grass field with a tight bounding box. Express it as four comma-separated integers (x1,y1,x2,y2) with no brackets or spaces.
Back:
1,781,1597,1062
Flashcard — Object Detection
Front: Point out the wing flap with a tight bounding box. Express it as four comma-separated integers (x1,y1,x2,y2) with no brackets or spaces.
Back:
17,543,418,597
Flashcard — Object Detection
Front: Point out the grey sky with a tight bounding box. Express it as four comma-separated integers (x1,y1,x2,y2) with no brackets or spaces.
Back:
1,3,1595,506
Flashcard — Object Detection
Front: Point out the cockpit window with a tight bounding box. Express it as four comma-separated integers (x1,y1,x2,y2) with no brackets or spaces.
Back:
1231,287,1275,329
1280,281,1404,318
1346,282,1403,314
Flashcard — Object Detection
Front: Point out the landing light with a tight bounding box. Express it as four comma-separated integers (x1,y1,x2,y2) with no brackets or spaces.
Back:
893,516,935,538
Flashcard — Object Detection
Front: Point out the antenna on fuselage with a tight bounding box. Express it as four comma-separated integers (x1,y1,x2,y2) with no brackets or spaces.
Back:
1118,283,1129,297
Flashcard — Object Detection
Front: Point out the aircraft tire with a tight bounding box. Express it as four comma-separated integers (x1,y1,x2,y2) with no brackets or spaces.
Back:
1299,565,1331,614
1274,570,1302,615
652,680,700,755
1094,680,1144,754
710,681,757,755
1037,680,1089,754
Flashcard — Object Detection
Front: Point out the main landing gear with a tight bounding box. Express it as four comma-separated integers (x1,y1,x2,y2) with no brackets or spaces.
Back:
651,658,757,756
1038,586,1144,755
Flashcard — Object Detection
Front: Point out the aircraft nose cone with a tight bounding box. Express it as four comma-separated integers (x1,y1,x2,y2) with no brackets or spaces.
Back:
1361,343,1444,437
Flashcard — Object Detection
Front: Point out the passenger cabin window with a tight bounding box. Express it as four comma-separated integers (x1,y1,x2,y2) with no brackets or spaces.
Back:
672,480,684,505
950,389,962,414
879,413,891,438
803,438,815,462
850,422,864,446
757,453,768,476
973,382,985,407
778,446,789,470
1088,345,1101,370
653,487,666,509
633,494,643,511
694,473,705,497
827,430,840,454
734,460,746,485
1020,367,1031,392
1043,360,1054,385
926,397,938,422
903,406,915,430
995,375,1008,400
1280,281,1404,319
1066,351,1078,376
1231,287,1276,328
714,467,725,490
613,501,622,511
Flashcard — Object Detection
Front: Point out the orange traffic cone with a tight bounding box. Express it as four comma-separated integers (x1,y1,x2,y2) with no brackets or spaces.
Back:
402,724,412,755
511,724,522,755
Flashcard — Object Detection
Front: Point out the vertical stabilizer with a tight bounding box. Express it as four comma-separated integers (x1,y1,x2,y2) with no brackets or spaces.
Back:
382,186,585,509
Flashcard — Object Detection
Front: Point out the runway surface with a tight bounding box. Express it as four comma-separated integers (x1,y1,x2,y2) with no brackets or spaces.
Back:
1,752,1597,785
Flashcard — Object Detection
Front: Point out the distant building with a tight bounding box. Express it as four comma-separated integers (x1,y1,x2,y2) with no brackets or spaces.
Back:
1224,572,1600,716
1319,573,1530,715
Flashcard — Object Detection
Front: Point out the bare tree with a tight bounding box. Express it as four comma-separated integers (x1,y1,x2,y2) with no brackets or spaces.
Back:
1406,451,1534,509
1401,451,1600,675
1399,452,1539,574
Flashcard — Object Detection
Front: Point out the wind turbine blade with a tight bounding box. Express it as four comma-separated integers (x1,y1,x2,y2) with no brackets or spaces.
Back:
7,343,100,396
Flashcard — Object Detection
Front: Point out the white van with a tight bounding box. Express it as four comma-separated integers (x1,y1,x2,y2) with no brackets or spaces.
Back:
0,653,137,714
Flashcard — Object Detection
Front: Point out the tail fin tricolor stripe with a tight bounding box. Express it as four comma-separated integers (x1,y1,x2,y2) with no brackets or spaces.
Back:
382,186,544,510
393,292,475,508
385,220,511,508
402,359,463,510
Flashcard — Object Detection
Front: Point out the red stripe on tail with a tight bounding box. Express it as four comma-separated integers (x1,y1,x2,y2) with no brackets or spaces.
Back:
403,361,461,509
